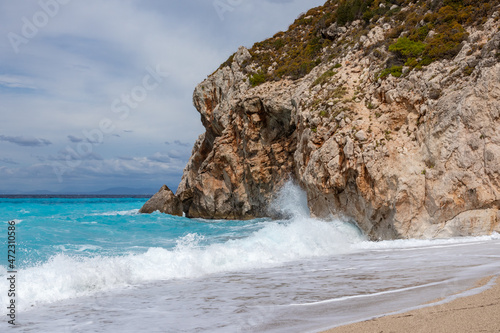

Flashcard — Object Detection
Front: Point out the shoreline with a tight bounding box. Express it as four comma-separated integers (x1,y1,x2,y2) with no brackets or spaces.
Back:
320,275,500,333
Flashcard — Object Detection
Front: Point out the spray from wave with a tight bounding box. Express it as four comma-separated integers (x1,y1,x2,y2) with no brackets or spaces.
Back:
0,182,366,311
274,180,310,218
91,209,139,216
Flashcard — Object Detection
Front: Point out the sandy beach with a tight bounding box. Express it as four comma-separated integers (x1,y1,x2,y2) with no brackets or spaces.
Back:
322,276,500,333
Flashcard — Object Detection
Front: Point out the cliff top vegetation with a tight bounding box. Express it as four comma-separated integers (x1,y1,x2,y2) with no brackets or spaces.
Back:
219,0,500,85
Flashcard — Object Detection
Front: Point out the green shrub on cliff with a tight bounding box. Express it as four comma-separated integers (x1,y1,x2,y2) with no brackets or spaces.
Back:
233,0,498,84
380,0,483,77
249,71,266,87
336,0,372,26
312,68,338,87
389,37,426,58
379,65,403,79
219,53,234,70
424,20,468,60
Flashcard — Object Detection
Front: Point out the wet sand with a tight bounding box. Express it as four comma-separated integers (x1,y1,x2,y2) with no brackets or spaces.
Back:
322,276,500,333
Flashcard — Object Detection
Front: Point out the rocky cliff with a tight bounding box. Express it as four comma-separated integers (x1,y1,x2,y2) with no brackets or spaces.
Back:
143,0,500,240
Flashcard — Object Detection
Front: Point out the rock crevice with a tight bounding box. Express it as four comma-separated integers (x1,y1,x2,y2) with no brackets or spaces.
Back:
142,3,500,240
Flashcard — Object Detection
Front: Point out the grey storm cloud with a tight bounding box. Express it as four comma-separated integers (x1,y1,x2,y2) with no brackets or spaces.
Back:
165,140,191,147
174,140,191,147
68,134,119,144
148,152,172,163
118,152,190,164
0,0,325,193
0,157,19,165
68,135,84,143
47,151,103,162
167,149,192,159
0,135,52,147
117,156,135,161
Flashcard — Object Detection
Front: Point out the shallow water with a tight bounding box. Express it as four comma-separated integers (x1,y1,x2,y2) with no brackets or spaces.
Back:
5,235,500,333
1,188,499,332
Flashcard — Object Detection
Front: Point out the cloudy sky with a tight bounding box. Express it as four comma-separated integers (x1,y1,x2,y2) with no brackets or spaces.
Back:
0,0,325,194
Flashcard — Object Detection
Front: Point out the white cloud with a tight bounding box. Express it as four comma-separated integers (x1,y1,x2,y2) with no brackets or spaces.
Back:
0,0,326,193
0,74,37,89
0,134,52,147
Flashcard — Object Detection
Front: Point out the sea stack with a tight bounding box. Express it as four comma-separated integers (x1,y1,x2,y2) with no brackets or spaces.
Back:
139,185,183,216
142,0,500,240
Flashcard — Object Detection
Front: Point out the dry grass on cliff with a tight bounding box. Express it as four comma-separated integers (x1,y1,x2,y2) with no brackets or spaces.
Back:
218,0,500,85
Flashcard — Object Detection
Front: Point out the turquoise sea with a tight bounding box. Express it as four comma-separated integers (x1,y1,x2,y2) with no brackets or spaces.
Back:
1,183,499,332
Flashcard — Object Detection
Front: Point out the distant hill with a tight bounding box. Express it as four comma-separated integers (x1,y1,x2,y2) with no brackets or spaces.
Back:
91,187,156,195
0,187,156,196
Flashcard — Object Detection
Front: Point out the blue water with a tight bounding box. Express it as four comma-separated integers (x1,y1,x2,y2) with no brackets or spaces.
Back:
0,185,499,332
1,196,268,268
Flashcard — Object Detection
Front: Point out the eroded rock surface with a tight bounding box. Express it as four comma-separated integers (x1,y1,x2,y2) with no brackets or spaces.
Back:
139,185,183,216
143,4,500,240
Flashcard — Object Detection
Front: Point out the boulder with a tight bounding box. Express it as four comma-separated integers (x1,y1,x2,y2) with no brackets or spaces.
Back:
139,185,183,216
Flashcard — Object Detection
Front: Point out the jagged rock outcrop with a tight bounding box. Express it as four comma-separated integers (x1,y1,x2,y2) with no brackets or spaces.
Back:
176,47,297,219
143,1,500,239
139,185,183,216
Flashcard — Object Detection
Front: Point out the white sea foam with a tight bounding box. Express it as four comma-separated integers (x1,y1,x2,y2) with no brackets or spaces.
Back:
92,209,140,216
2,181,499,325
354,232,500,251
5,216,499,312
4,219,23,224
289,280,448,306
0,216,365,311
54,244,103,252
6,235,499,333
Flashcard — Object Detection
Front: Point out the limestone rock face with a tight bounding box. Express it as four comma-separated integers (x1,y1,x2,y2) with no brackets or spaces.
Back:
139,185,183,216
176,67,297,219
144,9,500,240
299,60,500,239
